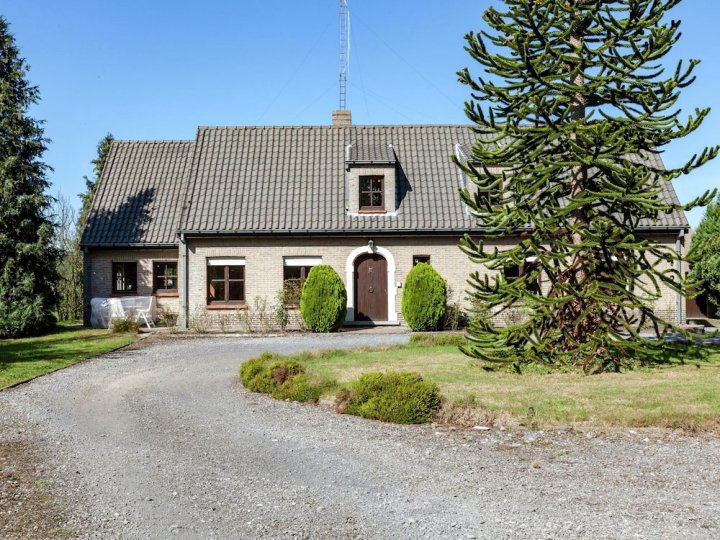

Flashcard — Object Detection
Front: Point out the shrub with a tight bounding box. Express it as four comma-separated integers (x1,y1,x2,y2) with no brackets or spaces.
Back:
239,353,332,403
337,371,442,424
401,263,447,331
158,308,178,331
300,265,347,332
110,315,139,334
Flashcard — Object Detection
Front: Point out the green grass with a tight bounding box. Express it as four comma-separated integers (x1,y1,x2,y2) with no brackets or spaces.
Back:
0,321,137,388
296,342,720,432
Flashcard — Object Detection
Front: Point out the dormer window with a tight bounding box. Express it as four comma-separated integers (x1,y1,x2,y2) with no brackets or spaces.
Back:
359,176,384,211
346,143,397,215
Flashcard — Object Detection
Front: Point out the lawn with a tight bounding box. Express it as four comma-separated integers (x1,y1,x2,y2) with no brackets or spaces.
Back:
298,339,720,432
0,321,137,389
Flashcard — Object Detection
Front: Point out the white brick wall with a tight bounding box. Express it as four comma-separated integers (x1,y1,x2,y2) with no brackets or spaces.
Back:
88,234,685,330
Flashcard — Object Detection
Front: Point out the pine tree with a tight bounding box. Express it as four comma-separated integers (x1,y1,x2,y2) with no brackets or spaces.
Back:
77,133,113,234
688,196,720,307
456,0,717,372
0,16,58,337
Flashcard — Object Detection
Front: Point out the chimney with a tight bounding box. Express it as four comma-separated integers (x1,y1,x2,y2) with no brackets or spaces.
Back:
332,110,352,127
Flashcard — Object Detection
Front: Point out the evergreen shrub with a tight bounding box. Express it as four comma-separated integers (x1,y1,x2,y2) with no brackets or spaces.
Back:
401,263,447,331
336,371,442,424
300,265,347,332
239,353,332,403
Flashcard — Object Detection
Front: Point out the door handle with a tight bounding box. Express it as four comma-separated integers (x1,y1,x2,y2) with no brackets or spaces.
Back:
369,286,374,293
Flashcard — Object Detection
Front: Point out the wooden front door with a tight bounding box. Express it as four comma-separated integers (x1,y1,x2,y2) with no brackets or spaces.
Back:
355,253,388,321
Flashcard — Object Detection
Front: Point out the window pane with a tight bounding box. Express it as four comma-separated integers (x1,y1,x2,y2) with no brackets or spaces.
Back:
372,178,382,191
284,266,302,281
413,256,431,266
504,265,520,280
228,280,244,302
228,265,244,280
166,264,177,277
360,177,372,191
371,193,383,207
209,280,225,302
208,266,224,280
165,277,177,290
360,192,372,207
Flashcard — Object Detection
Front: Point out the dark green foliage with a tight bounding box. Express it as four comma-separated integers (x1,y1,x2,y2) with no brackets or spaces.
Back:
688,196,720,304
401,263,447,331
77,133,114,235
300,265,347,332
456,1,717,372
409,333,465,347
239,353,331,403
0,17,58,337
337,372,442,424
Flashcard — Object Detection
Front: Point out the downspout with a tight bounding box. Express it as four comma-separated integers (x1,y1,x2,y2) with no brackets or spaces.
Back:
676,230,685,325
180,233,189,329
82,246,92,327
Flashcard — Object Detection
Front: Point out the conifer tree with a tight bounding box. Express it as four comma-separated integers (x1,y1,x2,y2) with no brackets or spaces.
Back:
0,16,58,337
688,196,720,307
77,133,113,234
456,0,717,372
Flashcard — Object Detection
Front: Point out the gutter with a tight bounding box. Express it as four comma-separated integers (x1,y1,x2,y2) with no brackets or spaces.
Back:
177,226,690,238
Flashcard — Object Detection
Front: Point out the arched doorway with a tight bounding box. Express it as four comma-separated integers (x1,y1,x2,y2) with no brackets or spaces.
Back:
354,253,388,321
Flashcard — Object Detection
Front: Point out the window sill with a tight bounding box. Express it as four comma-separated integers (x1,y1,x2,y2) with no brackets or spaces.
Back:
154,291,179,297
358,209,387,214
206,304,246,310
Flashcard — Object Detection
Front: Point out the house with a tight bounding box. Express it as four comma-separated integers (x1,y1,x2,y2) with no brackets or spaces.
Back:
80,111,690,329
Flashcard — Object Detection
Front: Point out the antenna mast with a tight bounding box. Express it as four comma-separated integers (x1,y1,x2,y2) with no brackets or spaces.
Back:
339,0,349,110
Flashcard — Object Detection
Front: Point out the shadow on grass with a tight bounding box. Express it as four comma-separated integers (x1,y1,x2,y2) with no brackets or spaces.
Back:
0,326,132,369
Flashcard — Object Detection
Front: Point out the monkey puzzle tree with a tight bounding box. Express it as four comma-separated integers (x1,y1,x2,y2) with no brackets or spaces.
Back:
456,0,717,372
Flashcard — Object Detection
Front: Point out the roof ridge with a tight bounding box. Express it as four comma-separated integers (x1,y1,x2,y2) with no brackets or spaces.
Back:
110,139,195,144
196,124,473,130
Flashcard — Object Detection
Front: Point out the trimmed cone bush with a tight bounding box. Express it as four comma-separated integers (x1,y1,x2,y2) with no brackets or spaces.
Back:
300,265,347,332
337,371,442,424
401,263,447,331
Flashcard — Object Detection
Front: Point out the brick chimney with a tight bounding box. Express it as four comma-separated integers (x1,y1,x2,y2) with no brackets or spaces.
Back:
332,110,352,127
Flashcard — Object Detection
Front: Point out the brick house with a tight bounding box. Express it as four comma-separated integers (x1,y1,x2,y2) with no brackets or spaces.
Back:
80,111,690,329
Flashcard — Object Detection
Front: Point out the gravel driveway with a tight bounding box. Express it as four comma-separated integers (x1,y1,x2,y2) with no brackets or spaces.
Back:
1,332,719,539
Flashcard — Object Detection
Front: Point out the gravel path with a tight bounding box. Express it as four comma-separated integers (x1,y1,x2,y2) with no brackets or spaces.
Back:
1,332,719,539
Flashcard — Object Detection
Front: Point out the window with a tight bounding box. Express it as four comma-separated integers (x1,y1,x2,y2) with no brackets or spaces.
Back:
112,262,137,294
153,261,178,293
283,257,321,304
503,264,521,280
359,175,384,210
413,255,431,266
503,260,541,292
207,258,245,304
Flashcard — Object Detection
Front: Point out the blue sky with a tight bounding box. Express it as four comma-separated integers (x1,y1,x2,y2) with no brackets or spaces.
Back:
3,0,719,227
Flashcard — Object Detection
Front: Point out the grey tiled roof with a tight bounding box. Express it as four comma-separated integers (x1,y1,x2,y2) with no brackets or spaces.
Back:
81,125,689,247
348,142,396,163
81,140,194,246
180,125,688,234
